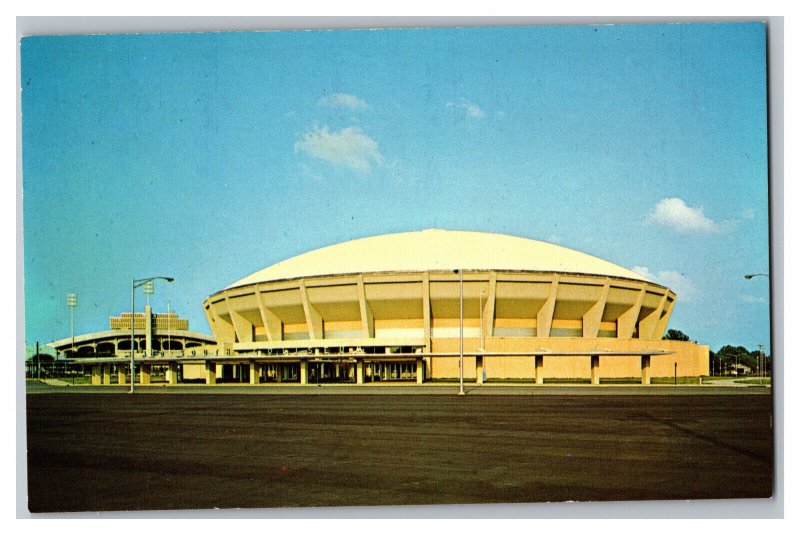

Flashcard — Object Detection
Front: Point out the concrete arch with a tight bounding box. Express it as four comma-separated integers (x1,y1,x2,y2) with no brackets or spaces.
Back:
96,342,115,355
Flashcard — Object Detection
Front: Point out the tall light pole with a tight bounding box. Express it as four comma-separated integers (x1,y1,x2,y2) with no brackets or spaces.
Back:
167,299,172,355
131,276,174,394
455,269,465,396
744,274,769,379
479,290,484,351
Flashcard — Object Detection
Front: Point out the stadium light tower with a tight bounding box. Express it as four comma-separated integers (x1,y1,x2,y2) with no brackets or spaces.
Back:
143,279,154,307
131,276,173,394
66,293,77,354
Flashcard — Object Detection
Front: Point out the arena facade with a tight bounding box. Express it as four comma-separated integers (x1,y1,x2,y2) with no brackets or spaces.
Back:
194,229,709,385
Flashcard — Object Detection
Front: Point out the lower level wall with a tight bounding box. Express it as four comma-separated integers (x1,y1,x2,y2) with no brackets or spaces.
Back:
430,337,708,380
183,363,206,380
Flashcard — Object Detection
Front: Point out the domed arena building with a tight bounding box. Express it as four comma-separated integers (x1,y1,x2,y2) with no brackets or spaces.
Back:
197,229,709,385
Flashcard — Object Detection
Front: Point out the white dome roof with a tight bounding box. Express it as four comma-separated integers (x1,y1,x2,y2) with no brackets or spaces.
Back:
226,229,649,288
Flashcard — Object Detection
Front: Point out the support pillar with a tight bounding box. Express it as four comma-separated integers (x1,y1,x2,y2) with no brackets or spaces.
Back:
205,362,216,385
591,354,600,385
356,360,364,384
641,355,651,385
416,358,424,384
250,362,258,385
167,363,178,385
140,364,151,384
102,365,111,385
300,360,308,385
476,356,484,385
91,365,101,385
535,355,544,385
145,304,153,358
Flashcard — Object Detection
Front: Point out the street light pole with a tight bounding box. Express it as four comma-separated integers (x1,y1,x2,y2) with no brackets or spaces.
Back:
130,276,174,394
168,299,172,355
458,269,464,396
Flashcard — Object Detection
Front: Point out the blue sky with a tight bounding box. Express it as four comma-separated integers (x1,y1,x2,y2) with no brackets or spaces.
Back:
21,23,770,353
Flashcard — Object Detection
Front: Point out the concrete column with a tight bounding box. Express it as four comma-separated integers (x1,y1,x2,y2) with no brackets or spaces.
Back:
300,360,308,385
356,359,364,384
117,366,126,385
167,363,179,385
476,356,484,384
91,365,101,385
250,362,258,385
591,355,600,385
145,304,153,358
205,362,216,385
535,355,544,385
103,365,112,385
641,355,651,385
140,365,151,384
416,358,424,384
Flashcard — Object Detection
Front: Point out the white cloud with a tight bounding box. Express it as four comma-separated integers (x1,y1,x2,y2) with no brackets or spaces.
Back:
318,93,370,111
741,207,756,220
646,197,720,233
295,125,383,174
741,294,767,304
632,266,697,300
446,98,486,119
632,266,655,281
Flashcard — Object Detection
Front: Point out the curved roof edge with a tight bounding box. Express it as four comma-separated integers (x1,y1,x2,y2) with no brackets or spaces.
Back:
224,230,653,290
48,329,215,349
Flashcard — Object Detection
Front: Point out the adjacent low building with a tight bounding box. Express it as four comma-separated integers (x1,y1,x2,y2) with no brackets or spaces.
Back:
49,308,215,358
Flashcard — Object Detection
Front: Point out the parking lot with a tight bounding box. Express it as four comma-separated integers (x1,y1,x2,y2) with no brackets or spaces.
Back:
25,389,773,512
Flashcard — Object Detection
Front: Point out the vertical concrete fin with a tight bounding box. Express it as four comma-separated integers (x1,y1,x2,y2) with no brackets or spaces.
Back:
638,292,668,340
422,272,431,351
655,294,675,339
254,286,283,341
224,293,253,343
205,301,235,345
483,272,497,339
299,280,323,340
617,286,646,339
357,275,374,338
583,281,610,338
536,276,559,337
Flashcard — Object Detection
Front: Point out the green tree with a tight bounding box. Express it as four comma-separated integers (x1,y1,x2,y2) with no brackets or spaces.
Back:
663,329,690,341
716,345,757,375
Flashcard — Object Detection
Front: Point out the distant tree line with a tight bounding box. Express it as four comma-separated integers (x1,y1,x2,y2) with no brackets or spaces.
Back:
663,329,770,375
